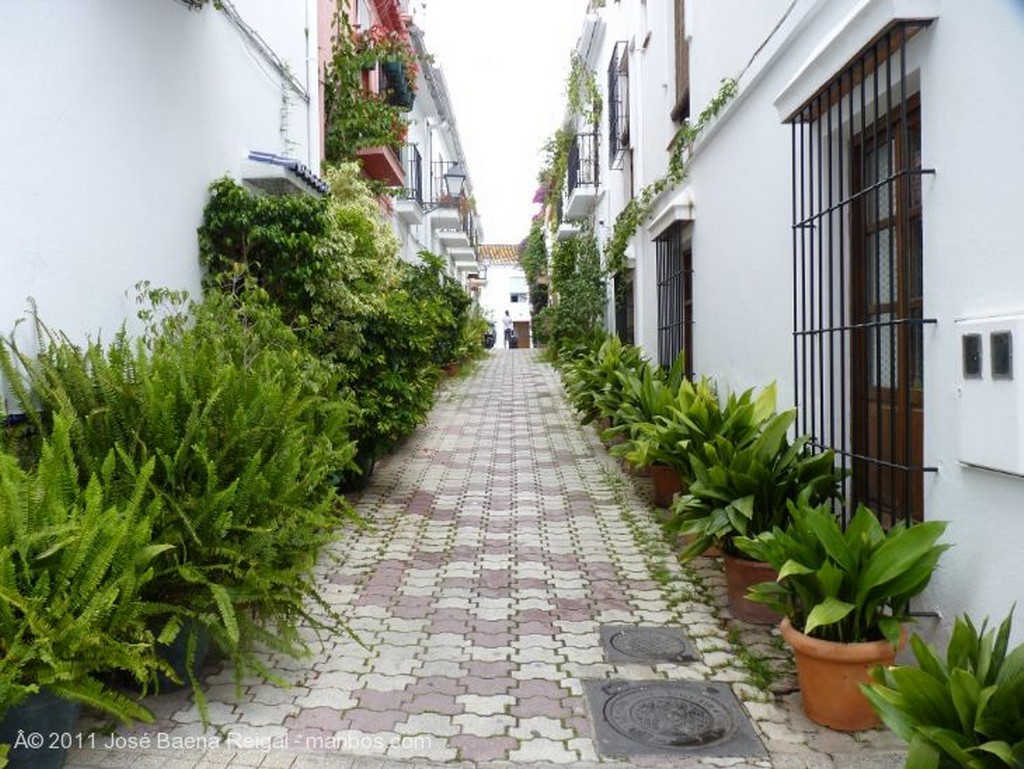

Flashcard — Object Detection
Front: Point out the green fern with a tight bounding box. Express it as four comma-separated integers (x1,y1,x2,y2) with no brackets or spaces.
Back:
1,291,360,716
0,417,164,723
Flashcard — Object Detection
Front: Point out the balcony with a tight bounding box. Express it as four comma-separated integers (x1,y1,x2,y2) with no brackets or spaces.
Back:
356,144,404,187
395,144,424,225
565,132,600,220
426,159,466,227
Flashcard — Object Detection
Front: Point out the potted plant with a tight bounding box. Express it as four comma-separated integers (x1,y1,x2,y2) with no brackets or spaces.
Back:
669,405,842,623
602,355,687,489
0,421,162,769
863,610,1024,766
735,498,949,730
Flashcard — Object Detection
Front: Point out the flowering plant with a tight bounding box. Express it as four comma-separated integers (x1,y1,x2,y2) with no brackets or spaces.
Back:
323,10,418,164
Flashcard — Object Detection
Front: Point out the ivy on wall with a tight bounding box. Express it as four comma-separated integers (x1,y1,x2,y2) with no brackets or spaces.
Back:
536,52,604,233
604,77,738,276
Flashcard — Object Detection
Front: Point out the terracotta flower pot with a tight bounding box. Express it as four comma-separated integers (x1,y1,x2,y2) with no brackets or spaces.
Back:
444,361,460,377
780,616,905,731
649,463,683,508
723,554,781,625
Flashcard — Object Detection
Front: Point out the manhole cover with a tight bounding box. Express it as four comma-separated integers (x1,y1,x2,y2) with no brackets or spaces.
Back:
605,685,732,747
600,625,697,663
583,681,766,758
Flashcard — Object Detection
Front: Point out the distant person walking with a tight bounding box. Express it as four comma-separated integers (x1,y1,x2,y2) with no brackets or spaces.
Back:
503,310,514,348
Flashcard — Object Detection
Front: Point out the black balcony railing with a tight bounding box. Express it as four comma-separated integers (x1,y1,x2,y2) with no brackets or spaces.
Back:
402,144,423,205
430,159,466,208
567,132,599,197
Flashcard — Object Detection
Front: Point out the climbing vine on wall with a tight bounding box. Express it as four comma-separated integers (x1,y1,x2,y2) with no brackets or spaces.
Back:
604,77,738,277
323,8,419,163
537,51,604,233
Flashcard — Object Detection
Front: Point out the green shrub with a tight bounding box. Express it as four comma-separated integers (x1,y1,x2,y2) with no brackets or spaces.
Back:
1,290,359,705
198,168,470,463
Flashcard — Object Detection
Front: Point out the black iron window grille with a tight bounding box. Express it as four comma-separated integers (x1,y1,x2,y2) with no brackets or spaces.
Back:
567,132,600,197
402,144,423,206
788,21,936,527
655,223,693,376
608,41,630,169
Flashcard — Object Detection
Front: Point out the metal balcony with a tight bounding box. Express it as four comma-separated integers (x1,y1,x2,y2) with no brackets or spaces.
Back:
395,144,424,225
565,132,600,219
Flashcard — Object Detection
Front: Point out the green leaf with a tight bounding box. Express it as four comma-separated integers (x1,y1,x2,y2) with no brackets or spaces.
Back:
905,733,941,769
209,582,239,644
803,596,855,637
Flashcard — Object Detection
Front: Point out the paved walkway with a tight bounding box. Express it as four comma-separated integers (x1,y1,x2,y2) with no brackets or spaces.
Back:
67,350,906,769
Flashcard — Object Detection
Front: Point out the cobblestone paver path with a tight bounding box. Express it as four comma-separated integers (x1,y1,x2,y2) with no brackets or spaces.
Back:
68,350,906,769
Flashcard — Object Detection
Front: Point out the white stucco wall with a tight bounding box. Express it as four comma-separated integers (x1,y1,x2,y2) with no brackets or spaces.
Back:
479,264,531,344
684,0,1024,643
0,0,317,363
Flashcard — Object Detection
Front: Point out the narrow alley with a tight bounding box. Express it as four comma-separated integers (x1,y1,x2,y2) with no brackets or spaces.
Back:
67,350,905,769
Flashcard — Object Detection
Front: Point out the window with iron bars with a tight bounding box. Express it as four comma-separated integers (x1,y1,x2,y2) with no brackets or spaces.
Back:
608,41,630,170
655,223,693,377
788,21,936,527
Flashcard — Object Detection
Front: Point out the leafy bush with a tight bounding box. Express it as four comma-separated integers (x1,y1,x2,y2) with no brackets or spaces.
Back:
198,167,472,463
0,418,164,723
735,498,948,645
1,290,359,704
544,227,606,353
864,610,1024,767
560,333,645,423
668,393,843,559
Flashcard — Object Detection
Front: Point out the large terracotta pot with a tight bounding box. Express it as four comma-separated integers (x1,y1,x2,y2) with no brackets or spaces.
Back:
649,463,683,508
780,616,905,731
723,555,781,624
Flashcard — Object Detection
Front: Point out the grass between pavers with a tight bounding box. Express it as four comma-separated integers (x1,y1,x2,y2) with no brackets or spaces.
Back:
595,462,794,699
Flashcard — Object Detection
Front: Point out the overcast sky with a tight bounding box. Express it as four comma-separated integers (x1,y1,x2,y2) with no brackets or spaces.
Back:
412,0,589,245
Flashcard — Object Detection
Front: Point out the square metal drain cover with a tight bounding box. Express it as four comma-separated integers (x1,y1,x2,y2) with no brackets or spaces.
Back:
600,625,698,663
584,680,766,758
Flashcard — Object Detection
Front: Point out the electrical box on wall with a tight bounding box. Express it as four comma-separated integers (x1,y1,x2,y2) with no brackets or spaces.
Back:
955,314,1024,475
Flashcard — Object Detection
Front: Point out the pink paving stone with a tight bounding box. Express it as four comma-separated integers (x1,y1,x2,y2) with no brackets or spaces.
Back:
553,598,592,611
403,692,461,715
511,679,567,700
288,727,338,751
405,677,466,696
509,696,572,719
567,716,593,737
344,708,408,731
516,609,557,623
450,735,517,762
461,677,514,696
429,619,474,634
432,607,476,622
284,707,350,732
464,660,514,679
353,690,412,711
479,572,512,588
440,578,477,589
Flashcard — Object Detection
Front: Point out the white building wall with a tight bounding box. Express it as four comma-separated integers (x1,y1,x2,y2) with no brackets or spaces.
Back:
683,0,1024,643
0,0,317,356
478,265,531,344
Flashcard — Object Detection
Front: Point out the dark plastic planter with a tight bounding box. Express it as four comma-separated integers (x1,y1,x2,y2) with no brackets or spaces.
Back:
0,689,82,769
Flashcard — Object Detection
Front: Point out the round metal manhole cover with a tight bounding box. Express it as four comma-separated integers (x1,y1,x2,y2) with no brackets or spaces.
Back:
603,687,735,748
608,629,693,662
